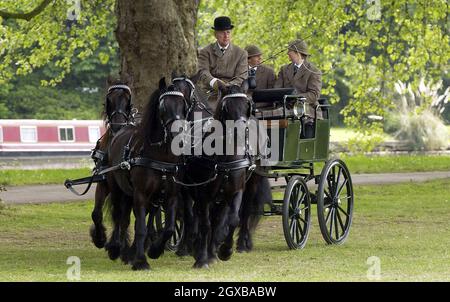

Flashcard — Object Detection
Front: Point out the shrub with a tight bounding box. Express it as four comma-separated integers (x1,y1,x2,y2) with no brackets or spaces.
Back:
388,79,449,151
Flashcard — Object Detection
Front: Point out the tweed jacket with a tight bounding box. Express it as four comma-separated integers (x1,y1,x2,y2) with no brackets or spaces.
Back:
274,60,322,119
252,64,276,89
198,42,248,111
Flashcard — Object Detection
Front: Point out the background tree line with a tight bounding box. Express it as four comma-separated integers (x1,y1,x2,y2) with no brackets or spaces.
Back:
0,0,448,132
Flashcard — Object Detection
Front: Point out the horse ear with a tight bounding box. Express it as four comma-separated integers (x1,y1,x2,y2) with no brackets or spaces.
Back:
159,77,167,91
241,79,249,94
171,70,178,81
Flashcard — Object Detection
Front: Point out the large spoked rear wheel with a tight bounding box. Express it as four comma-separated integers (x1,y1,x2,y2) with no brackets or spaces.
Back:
282,176,311,249
153,208,184,252
317,159,354,245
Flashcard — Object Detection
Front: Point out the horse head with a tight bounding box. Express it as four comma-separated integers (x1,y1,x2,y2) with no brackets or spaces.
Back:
105,76,133,134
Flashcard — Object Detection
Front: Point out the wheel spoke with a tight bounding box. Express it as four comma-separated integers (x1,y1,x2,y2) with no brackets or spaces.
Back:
298,216,307,225
295,190,305,209
295,219,302,243
336,208,346,233
328,208,334,236
333,208,339,239
325,207,333,224
335,178,348,199
337,205,350,218
291,219,297,241
324,189,332,199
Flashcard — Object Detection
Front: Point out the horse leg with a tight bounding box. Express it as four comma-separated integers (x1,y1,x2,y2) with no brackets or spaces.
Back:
208,202,229,264
238,175,270,252
193,195,211,269
131,192,150,270
90,182,109,248
119,196,132,264
148,193,178,259
175,191,194,257
104,188,122,261
218,191,243,261
145,206,158,251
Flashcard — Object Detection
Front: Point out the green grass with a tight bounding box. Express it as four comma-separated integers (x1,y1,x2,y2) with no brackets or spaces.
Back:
340,153,450,174
0,168,91,186
1,154,449,186
0,179,449,281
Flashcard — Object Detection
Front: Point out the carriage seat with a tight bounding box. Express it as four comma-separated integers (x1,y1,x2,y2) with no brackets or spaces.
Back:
251,88,295,119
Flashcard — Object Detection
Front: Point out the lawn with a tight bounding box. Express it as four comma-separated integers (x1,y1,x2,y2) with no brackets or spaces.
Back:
1,154,449,187
0,179,449,281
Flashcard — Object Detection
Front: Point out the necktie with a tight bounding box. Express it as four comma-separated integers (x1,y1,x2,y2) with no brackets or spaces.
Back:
293,65,299,76
249,68,256,77
220,48,225,54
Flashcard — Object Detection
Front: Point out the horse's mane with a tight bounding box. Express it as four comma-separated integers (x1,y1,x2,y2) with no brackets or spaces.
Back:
138,88,163,147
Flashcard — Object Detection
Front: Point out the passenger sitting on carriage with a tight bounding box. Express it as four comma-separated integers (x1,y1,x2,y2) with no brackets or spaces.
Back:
245,45,276,90
274,39,322,138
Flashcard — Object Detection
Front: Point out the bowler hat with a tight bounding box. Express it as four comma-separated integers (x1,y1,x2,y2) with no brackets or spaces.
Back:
212,16,234,31
245,45,262,58
288,39,309,56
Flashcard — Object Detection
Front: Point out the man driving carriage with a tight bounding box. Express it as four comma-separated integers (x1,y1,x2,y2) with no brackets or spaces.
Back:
274,39,322,138
197,16,248,112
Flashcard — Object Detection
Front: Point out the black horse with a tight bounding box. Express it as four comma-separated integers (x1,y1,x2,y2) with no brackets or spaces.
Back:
185,83,257,268
90,76,134,261
105,77,191,270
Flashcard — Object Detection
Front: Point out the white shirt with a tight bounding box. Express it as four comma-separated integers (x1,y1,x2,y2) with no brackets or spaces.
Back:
210,43,231,87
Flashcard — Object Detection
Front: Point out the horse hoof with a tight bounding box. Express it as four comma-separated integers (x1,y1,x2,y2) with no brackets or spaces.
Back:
175,248,190,257
207,255,219,265
105,243,121,260
148,246,164,259
90,225,107,249
193,261,209,269
132,260,150,271
218,247,233,261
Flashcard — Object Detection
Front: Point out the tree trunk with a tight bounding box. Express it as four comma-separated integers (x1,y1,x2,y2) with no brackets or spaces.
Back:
115,0,200,109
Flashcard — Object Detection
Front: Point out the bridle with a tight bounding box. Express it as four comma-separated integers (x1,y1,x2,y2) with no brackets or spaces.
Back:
106,84,134,129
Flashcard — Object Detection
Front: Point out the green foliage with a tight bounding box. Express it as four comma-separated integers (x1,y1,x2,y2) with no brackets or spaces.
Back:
0,0,116,86
197,0,449,149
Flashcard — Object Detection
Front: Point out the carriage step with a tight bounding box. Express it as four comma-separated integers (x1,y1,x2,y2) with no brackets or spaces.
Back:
263,204,283,216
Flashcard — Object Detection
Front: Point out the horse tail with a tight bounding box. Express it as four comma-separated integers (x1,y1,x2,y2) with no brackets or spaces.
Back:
247,175,271,232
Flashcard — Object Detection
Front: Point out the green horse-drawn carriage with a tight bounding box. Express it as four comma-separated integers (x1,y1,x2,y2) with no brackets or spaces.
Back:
252,88,354,249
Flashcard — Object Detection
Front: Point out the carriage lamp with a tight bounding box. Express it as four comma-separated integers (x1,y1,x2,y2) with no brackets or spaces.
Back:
293,98,306,119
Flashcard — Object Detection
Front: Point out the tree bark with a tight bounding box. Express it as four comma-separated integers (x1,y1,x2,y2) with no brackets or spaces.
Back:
115,0,200,109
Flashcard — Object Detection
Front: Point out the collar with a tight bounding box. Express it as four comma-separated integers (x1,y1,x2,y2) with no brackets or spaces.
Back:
217,42,230,50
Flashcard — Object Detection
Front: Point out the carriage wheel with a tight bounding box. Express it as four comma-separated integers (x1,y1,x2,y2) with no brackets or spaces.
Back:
153,208,184,252
317,159,354,245
282,176,311,249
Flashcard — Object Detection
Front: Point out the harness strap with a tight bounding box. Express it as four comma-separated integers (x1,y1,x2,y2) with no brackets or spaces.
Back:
216,158,252,172
129,157,180,173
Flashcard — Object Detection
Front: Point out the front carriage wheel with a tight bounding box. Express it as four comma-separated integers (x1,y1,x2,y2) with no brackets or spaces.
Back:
317,159,354,245
153,208,184,252
282,176,311,249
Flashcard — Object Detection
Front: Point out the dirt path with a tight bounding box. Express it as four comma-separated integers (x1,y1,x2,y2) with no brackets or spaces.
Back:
2,171,449,205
